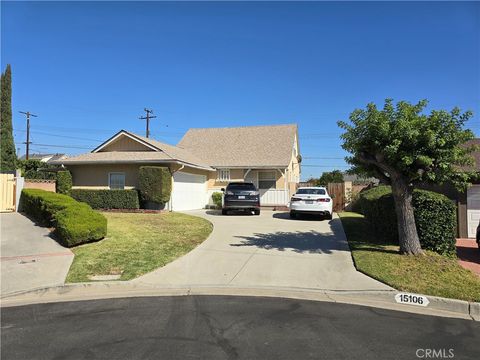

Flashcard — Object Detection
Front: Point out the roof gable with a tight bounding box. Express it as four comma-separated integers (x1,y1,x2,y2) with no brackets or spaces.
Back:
93,131,159,153
177,124,298,168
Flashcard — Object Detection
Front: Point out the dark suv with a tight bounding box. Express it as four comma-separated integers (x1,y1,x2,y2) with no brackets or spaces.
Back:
221,182,260,215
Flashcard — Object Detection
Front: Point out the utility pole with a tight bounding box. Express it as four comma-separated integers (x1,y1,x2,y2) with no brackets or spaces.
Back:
139,108,156,138
19,111,38,160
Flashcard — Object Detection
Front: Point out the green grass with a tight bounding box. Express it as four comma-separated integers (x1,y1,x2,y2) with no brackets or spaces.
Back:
338,212,480,302
66,212,213,282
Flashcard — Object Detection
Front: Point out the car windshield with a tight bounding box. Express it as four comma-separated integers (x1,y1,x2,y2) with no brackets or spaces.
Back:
296,188,326,195
227,183,256,191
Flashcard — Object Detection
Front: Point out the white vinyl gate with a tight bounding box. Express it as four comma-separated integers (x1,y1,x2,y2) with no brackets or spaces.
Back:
171,172,207,211
467,185,480,238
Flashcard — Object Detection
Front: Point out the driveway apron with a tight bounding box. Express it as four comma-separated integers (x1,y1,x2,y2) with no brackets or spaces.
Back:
1,213,74,296
135,211,391,291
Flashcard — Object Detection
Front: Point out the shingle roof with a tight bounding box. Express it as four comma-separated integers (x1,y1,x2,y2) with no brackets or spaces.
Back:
177,124,298,167
53,124,299,169
53,151,174,164
55,131,213,170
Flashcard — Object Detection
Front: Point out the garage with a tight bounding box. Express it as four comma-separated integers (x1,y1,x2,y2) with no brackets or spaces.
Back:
171,171,207,211
467,185,480,238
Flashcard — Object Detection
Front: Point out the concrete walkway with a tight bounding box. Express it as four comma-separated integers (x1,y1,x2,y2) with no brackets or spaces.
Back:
135,210,391,291
0,213,74,296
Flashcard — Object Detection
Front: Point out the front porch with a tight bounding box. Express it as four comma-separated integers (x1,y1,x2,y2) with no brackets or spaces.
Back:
207,168,294,207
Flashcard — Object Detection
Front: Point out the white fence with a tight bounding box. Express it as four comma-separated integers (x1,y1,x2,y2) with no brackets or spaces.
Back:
260,189,289,206
206,188,289,207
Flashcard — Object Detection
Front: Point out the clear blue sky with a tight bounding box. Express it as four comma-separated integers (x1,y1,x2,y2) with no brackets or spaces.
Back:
2,1,479,180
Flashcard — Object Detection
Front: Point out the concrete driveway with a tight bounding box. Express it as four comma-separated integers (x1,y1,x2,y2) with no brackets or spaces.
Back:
136,210,391,291
1,213,74,296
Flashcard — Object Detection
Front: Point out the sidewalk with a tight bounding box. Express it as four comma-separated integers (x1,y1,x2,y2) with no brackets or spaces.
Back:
1,213,74,296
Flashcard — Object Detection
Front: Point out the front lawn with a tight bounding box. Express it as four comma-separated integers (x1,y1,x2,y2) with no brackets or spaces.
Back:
66,212,212,282
338,212,480,302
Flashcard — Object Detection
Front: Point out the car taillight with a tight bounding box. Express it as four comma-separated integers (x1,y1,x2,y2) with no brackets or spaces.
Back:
291,197,301,202
317,198,331,202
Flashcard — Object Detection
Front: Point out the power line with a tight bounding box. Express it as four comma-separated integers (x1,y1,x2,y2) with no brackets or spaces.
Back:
302,165,350,168
31,143,92,150
13,129,103,142
303,156,345,160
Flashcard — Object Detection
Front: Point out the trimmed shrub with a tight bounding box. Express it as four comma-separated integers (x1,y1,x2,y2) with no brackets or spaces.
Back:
20,189,107,247
357,186,457,257
55,206,107,247
413,190,457,257
71,189,139,209
138,166,172,205
56,170,72,195
20,189,77,225
212,192,222,209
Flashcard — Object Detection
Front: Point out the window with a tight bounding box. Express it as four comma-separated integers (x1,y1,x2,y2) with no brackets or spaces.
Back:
297,188,326,195
109,172,125,190
258,171,276,190
227,183,257,191
217,169,230,182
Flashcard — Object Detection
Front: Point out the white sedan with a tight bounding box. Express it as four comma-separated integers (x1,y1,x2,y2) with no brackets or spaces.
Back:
289,187,333,219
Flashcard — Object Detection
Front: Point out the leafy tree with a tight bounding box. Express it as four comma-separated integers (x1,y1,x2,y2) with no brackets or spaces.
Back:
17,159,56,179
316,170,344,185
338,99,475,255
0,64,16,171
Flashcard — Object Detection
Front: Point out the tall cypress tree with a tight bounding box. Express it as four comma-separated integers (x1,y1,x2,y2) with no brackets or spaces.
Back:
0,64,16,172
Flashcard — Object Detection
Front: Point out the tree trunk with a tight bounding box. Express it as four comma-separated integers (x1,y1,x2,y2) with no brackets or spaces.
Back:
391,179,423,255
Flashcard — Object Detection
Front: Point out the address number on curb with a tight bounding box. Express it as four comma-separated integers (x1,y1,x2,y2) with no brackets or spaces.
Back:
395,293,430,307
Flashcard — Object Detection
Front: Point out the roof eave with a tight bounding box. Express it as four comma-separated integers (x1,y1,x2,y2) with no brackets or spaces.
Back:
54,159,214,171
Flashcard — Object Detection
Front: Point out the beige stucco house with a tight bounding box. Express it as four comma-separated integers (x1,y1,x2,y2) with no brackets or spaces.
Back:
54,124,301,211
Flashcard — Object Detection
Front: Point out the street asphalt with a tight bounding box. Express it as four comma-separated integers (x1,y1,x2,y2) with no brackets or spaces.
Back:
2,296,479,360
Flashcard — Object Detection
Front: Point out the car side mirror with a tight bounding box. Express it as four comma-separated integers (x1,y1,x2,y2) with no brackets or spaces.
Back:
221,188,225,192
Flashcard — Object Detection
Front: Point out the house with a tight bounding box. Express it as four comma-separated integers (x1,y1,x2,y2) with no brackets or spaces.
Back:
19,153,67,163
418,138,480,239
52,124,301,211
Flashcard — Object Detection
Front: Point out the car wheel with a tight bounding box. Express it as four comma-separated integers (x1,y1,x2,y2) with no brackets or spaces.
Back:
290,211,296,219
254,209,260,215
222,209,228,215
325,212,333,220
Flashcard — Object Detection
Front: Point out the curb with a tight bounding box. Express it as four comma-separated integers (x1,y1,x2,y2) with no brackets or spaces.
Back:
1,282,478,321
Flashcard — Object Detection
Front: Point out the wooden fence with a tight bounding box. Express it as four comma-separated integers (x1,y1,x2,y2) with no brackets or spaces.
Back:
327,182,345,212
0,173,16,212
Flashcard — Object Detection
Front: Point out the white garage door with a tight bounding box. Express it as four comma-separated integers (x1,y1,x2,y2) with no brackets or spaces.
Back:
467,185,480,238
171,171,207,211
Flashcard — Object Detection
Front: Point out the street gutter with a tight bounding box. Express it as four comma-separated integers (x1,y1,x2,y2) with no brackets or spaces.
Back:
1,282,478,321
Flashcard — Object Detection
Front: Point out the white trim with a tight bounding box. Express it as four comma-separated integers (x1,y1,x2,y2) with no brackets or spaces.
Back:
217,169,231,182
60,159,215,171
93,131,159,153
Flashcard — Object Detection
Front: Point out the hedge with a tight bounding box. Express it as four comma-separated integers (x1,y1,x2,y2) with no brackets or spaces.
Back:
56,170,72,195
71,189,140,209
138,166,172,204
356,186,457,257
212,192,222,209
20,189,107,247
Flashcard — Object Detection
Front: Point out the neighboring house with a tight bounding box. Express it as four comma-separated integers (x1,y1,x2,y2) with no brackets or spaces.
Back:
52,124,301,211
418,138,480,238
19,153,67,163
